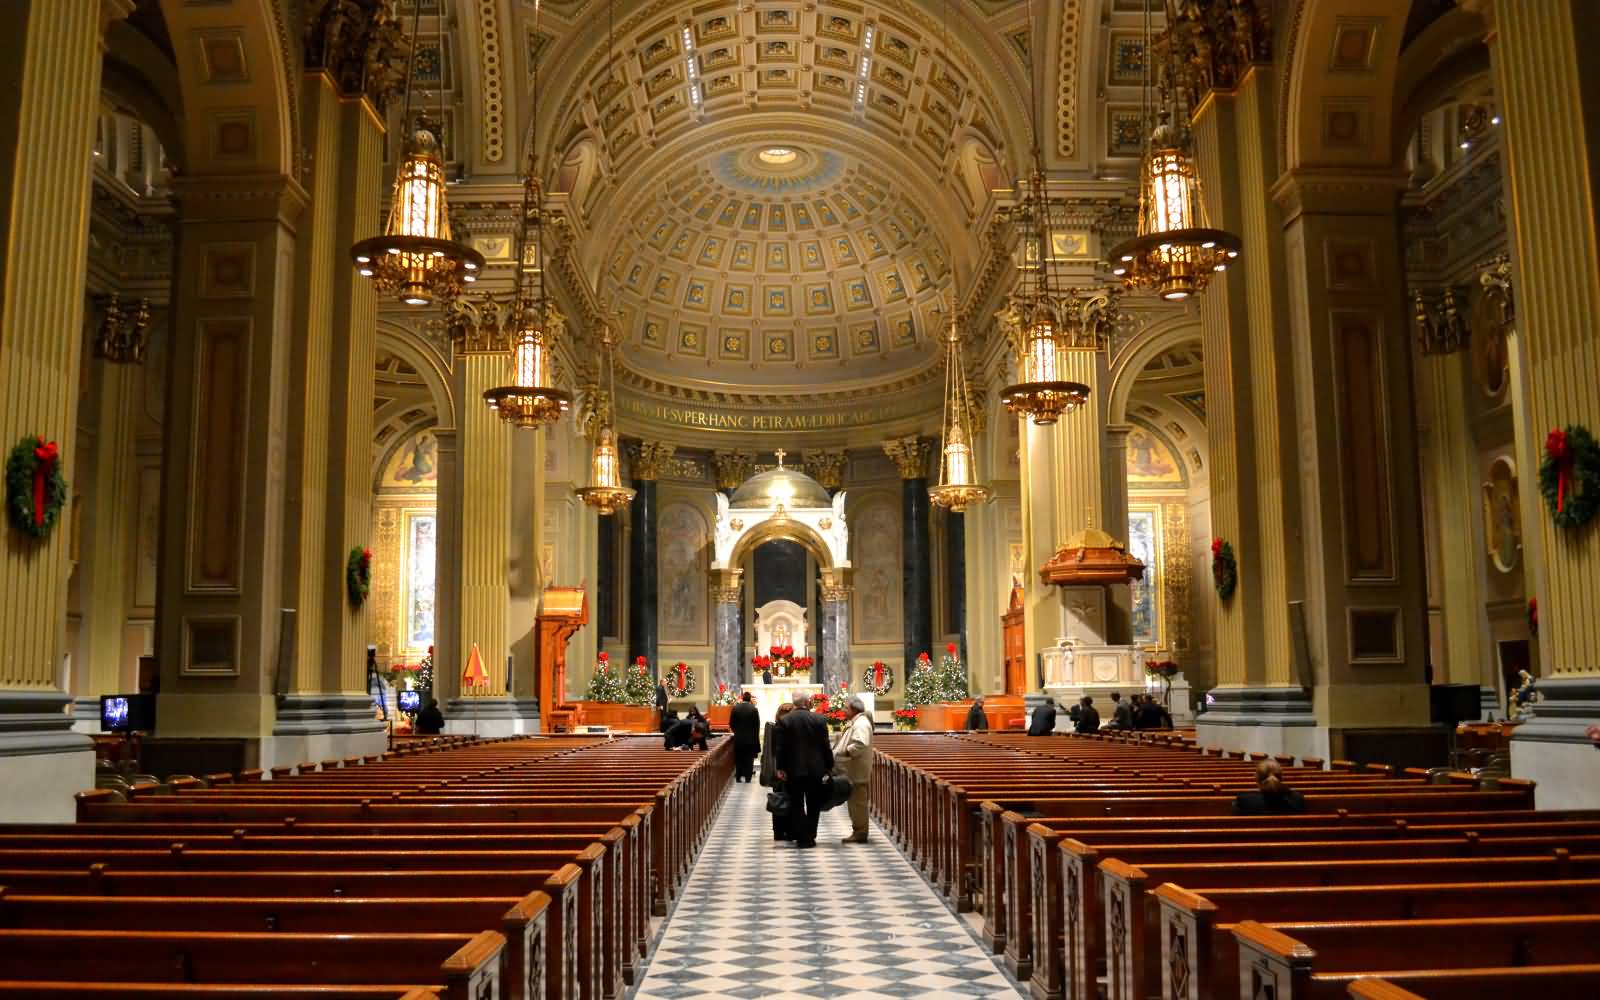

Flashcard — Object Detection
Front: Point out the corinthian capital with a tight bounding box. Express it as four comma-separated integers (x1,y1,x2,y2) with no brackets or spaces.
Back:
629,440,677,481
882,436,933,480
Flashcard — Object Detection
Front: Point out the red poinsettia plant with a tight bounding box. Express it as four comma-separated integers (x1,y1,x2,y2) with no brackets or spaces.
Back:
769,644,795,659
794,655,814,670
753,654,772,669
893,707,919,729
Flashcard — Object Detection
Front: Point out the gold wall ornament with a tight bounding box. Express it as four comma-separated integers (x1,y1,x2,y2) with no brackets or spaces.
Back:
883,435,933,480
442,292,518,356
629,440,678,481
1161,502,1191,653
801,449,848,491
712,449,758,491
1154,0,1272,112
303,0,411,111
92,293,151,364
1412,286,1469,355
1471,258,1514,398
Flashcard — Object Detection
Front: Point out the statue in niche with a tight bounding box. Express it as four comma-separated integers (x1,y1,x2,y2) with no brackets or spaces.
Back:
1481,459,1521,573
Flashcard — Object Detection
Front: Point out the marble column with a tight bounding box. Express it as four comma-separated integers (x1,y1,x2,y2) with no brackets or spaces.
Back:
712,576,742,692
271,72,386,762
440,355,513,730
820,582,853,691
1190,67,1318,751
1474,0,1600,805
947,511,968,670
885,437,933,664
628,441,674,672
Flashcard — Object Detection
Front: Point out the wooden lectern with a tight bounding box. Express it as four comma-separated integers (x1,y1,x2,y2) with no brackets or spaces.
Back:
537,586,587,732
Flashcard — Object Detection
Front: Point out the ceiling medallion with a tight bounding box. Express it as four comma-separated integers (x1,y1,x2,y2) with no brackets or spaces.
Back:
758,147,799,166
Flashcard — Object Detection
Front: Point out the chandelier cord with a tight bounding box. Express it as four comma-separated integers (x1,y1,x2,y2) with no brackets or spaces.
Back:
397,0,424,134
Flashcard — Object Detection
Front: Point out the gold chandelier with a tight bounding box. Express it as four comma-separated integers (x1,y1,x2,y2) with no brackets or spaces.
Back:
929,310,991,512
482,0,569,430
575,324,636,515
1106,4,1241,300
350,3,481,306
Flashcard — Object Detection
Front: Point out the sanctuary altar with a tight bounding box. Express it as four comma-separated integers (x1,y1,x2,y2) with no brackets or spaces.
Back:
746,682,874,731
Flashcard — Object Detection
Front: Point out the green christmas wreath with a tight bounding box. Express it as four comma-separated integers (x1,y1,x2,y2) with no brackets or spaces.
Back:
1211,537,1238,601
5,436,67,540
1539,425,1600,531
346,546,373,609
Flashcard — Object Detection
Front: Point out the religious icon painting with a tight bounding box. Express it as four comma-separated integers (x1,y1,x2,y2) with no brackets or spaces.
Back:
759,8,794,28
625,263,644,289
805,284,833,315
820,14,857,42
648,220,674,249
718,200,742,227
682,280,709,310
669,230,694,260
863,229,887,258
832,237,857,267
835,194,861,220
800,241,825,270
768,204,787,231
641,36,676,69
742,203,764,229
912,260,933,290
814,200,839,225
731,241,756,270
792,203,814,228
880,270,906,301
699,15,734,42
766,243,790,271
695,194,720,220
650,273,677,302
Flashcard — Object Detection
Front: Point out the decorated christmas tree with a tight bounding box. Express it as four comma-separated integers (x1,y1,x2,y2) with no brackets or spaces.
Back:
902,651,941,707
935,642,969,701
622,654,655,706
583,652,626,703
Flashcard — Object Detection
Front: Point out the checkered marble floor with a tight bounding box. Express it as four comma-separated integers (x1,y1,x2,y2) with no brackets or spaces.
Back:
630,777,1024,1000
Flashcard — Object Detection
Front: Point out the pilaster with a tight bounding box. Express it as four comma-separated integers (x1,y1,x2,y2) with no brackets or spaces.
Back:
0,2,124,808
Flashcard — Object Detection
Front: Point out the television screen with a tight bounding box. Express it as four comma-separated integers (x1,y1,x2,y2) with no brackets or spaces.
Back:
397,690,421,713
100,693,155,733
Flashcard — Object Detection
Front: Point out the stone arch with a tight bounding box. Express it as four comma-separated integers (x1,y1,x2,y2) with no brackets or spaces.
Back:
376,322,456,428
1280,0,1415,172
156,0,295,176
1106,315,1205,425
724,517,838,575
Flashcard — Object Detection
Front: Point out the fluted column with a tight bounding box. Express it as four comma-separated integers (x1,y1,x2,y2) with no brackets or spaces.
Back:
1474,0,1600,803
885,437,933,664
447,355,513,707
628,441,674,671
272,71,386,757
0,1,130,814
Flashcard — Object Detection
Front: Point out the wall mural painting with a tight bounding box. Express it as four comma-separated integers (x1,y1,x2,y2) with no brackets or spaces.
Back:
405,513,437,650
851,501,903,642
1125,423,1186,485
1127,509,1161,647
658,502,709,643
384,430,439,487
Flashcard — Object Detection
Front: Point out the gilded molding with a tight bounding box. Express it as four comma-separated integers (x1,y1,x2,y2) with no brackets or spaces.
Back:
629,440,677,481
303,0,411,111
712,450,757,491
801,449,847,491
882,435,932,480
476,0,505,163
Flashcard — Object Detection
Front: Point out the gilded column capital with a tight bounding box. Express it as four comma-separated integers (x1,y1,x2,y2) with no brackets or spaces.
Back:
801,449,847,491
628,440,677,481
303,0,412,112
712,449,757,491
715,585,743,606
1156,0,1273,110
821,584,853,603
882,436,933,480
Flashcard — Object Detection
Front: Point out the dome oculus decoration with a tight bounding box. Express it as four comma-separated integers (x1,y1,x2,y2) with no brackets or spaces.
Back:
758,146,798,166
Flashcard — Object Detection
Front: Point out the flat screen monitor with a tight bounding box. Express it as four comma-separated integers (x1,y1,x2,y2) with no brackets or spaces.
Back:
101,693,155,733
397,690,421,713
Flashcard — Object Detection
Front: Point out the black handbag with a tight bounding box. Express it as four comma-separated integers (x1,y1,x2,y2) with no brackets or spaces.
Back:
822,773,853,811
765,789,789,814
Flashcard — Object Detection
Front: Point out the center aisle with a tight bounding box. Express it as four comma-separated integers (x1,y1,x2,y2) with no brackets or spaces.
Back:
632,773,1025,999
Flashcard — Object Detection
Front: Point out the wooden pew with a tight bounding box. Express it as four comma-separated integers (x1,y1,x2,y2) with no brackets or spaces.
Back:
1347,969,1600,1000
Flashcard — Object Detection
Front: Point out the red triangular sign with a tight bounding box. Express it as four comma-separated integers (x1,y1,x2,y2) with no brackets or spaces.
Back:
462,643,489,688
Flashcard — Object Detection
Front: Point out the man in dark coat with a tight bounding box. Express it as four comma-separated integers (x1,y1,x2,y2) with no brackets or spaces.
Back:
965,695,988,731
415,697,445,735
1075,696,1101,733
1109,692,1133,730
774,693,834,849
1027,697,1057,736
1232,760,1306,815
654,678,669,718
663,717,708,751
729,691,761,782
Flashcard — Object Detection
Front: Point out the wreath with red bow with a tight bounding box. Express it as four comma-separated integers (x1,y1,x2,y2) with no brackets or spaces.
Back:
668,660,696,698
1211,537,1238,601
1539,425,1600,531
346,547,373,608
5,436,67,540
861,660,894,695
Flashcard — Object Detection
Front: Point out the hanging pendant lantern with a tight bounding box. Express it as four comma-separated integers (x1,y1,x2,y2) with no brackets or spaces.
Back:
483,302,571,428
930,312,993,511
576,324,635,514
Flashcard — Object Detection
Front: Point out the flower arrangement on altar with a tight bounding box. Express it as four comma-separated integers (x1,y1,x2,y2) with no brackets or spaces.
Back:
710,681,735,707
812,691,848,729
384,660,423,691
862,660,894,695
667,660,696,698
893,707,919,730
793,654,814,676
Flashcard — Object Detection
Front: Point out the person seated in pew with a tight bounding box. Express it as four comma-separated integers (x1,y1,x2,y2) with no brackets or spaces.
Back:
415,697,445,735
965,695,988,731
1231,759,1307,815
1135,694,1173,730
1107,692,1133,730
1074,696,1101,734
664,717,710,751
1027,698,1058,736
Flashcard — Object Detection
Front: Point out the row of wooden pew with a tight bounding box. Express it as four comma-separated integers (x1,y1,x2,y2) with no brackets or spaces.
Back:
870,730,1600,1000
0,733,732,1000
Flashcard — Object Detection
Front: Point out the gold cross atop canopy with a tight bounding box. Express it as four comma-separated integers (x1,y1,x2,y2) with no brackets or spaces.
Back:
773,448,787,468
